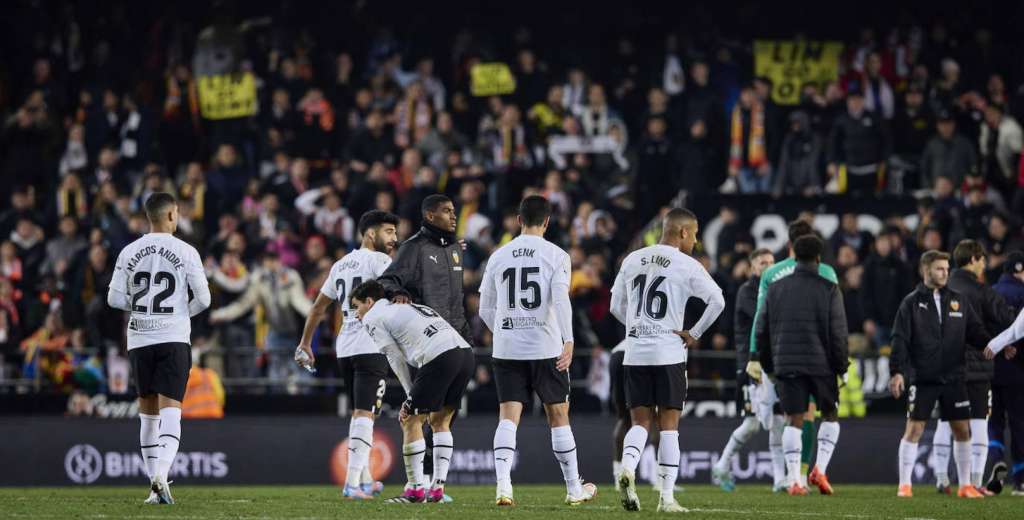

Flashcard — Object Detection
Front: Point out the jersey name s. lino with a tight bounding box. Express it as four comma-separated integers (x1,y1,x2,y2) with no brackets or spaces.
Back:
480,234,573,360
109,233,210,350
320,248,392,358
362,300,471,368
611,244,724,366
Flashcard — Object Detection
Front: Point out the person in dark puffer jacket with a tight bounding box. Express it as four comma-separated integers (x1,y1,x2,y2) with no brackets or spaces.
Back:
756,235,848,495
930,240,1018,494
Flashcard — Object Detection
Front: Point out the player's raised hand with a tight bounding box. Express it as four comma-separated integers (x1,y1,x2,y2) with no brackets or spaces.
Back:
556,341,574,371
888,374,904,399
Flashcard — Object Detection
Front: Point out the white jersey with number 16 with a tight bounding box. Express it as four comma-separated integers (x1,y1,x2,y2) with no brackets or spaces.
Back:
610,244,724,366
108,233,211,350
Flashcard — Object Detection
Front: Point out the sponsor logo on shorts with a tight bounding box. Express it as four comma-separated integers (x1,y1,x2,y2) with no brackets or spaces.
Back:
955,400,970,408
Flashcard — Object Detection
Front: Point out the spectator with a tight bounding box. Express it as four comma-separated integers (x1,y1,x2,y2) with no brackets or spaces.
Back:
920,110,977,189
773,111,823,197
294,187,355,247
861,52,896,120
634,116,676,215
40,216,87,278
344,110,397,173
861,228,913,348
979,103,1023,196
890,84,932,191
209,250,312,393
528,85,567,141
827,86,893,195
723,84,772,194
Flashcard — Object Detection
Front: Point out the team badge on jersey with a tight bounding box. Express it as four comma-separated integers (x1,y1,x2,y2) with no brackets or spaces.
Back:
452,251,460,264
950,300,959,312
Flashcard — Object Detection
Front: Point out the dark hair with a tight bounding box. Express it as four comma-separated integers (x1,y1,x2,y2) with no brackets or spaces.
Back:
749,248,774,262
421,194,452,216
144,192,177,222
350,279,385,304
793,235,823,262
663,207,697,229
919,250,951,269
787,220,815,244
358,210,399,236
519,195,552,227
953,239,986,268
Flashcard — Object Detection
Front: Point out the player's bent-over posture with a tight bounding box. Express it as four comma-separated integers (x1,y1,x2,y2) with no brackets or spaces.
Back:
351,280,475,504
295,210,399,500
107,192,211,505
479,195,597,506
610,208,725,513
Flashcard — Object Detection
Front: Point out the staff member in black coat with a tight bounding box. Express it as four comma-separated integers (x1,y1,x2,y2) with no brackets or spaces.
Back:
889,250,992,499
377,194,468,493
756,236,848,496
931,240,1017,494
378,194,469,340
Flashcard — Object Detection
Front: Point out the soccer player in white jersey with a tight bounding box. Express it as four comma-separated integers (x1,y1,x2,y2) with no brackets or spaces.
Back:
351,280,475,504
478,196,597,507
107,192,211,505
295,210,398,500
610,208,725,513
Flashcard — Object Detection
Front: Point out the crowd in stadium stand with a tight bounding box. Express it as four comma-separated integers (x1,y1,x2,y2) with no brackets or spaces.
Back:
1,3,1023,402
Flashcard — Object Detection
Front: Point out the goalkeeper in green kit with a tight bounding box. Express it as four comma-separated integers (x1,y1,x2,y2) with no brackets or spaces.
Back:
743,219,840,494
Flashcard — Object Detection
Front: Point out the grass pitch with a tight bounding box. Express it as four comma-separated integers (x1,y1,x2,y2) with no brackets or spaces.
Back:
0,484,1017,520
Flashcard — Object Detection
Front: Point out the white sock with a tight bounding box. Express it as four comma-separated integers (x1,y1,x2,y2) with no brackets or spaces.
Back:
552,426,583,496
621,425,648,473
432,432,454,488
493,419,517,488
717,417,759,472
954,440,972,487
613,460,623,480
783,426,802,486
361,464,373,485
769,416,786,487
346,416,374,488
658,431,680,501
815,421,840,474
933,420,952,486
156,407,182,481
403,439,426,488
139,413,160,481
899,439,918,486
969,418,988,487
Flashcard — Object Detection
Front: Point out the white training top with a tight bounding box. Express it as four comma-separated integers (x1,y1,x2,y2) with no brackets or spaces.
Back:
108,233,211,350
362,299,471,392
610,244,725,366
478,234,573,360
319,248,392,358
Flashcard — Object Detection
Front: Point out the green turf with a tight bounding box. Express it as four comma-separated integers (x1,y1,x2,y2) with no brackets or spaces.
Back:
0,484,1017,520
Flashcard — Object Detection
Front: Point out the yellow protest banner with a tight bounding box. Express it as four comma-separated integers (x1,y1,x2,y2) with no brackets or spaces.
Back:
470,63,516,97
754,40,844,105
198,72,257,120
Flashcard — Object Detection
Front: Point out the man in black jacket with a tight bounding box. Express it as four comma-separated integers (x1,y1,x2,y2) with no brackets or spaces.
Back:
889,250,992,499
378,194,469,340
712,249,788,492
756,236,848,496
931,240,1017,494
377,193,468,494
826,87,893,195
